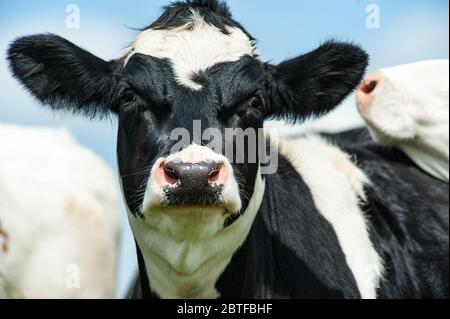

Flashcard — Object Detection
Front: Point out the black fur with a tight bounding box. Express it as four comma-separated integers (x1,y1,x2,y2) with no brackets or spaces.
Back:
148,0,254,41
268,41,369,122
320,127,373,147
216,154,361,299
345,145,448,298
7,34,121,118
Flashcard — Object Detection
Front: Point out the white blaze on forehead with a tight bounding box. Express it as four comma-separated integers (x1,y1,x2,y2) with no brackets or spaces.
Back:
124,11,256,90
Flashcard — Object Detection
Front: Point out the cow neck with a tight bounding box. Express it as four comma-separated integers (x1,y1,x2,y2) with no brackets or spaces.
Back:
133,168,265,299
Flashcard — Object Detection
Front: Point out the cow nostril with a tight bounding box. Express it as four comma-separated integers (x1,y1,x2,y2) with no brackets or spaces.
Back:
208,164,223,184
361,80,378,94
162,163,180,185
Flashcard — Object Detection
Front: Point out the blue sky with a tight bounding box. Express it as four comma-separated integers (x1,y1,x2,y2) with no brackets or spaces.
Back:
0,0,448,298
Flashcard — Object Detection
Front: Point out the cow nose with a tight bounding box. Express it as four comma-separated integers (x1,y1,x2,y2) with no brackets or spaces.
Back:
160,161,225,188
360,78,379,94
357,73,382,115
156,161,228,206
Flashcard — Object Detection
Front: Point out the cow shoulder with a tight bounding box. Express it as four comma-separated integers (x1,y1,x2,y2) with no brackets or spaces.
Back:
277,135,383,299
343,143,449,298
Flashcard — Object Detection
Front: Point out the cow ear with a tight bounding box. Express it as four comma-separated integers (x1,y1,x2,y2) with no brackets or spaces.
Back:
267,41,369,121
7,34,121,118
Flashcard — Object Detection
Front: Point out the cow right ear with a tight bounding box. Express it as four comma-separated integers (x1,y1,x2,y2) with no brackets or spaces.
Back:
266,41,369,122
7,34,121,118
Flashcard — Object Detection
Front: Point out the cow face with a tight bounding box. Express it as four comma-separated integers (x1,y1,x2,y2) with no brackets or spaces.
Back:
357,60,449,181
7,1,368,235
357,60,449,144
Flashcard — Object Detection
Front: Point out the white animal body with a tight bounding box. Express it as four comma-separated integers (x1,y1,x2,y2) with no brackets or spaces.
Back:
0,124,121,299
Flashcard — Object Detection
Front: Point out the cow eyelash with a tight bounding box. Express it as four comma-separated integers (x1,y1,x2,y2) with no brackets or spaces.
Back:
121,88,136,103
231,93,264,115
247,95,263,110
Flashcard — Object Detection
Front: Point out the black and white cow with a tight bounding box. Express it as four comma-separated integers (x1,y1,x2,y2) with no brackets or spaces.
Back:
7,0,448,299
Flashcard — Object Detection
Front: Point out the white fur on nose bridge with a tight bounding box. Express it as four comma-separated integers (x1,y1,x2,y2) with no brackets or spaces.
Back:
124,10,256,90
166,143,226,163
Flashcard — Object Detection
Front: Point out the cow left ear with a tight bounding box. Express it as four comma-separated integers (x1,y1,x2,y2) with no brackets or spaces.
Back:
7,34,121,119
267,41,369,121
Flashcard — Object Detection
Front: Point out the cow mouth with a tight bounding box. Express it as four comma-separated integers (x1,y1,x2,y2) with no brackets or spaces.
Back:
144,203,234,218
139,179,242,217
166,204,230,211
143,191,240,216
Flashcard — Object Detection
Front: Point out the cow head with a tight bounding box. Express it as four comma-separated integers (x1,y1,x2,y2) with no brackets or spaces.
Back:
357,60,449,145
8,0,368,239
357,60,449,182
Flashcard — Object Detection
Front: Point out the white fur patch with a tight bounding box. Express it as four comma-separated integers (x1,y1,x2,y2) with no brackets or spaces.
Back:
278,135,383,299
124,10,256,90
129,167,265,299
358,60,449,182
0,124,121,299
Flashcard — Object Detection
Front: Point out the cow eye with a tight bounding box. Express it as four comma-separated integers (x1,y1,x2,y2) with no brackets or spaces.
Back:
121,88,136,103
248,95,262,109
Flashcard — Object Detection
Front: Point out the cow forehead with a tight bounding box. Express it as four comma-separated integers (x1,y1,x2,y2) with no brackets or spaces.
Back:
382,60,449,97
124,11,257,91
